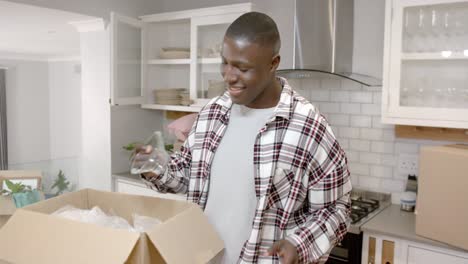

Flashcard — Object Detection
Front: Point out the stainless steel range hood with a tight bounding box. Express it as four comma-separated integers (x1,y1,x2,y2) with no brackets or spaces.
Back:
276,0,382,87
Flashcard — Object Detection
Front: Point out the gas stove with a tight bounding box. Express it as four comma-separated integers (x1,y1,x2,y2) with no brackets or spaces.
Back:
327,189,391,264
348,189,391,234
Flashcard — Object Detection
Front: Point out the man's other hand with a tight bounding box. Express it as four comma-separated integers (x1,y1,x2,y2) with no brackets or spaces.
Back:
264,239,299,264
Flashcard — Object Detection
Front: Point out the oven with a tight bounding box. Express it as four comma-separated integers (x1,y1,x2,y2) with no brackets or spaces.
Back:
326,189,391,264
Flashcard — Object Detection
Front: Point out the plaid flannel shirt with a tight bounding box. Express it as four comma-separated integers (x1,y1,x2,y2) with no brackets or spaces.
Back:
142,77,352,263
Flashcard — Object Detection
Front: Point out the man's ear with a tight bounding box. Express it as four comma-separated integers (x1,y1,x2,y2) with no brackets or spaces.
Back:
270,54,281,73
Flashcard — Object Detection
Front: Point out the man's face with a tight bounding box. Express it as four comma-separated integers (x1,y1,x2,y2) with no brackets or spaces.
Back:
220,37,278,108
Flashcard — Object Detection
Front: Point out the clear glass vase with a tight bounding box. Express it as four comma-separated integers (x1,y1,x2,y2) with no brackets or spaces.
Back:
129,131,169,175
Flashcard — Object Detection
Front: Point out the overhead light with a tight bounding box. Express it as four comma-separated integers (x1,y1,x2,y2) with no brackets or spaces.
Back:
464,50,468,57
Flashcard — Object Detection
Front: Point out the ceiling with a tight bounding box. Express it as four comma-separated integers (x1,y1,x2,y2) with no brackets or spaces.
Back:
0,1,97,58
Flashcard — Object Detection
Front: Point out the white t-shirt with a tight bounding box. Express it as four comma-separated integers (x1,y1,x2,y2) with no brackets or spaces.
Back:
204,104,275,264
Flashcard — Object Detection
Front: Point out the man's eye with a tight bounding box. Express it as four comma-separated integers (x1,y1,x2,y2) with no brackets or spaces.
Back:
239,68,248,72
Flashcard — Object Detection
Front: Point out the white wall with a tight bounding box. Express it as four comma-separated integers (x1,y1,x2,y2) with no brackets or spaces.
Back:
7,0,163,19
48,60,81,191
3,59,51,165
1,58,81,191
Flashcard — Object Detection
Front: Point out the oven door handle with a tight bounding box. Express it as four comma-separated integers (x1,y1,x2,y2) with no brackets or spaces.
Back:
327,255,349,263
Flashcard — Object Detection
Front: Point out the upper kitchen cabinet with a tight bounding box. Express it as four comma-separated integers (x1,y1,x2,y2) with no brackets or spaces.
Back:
110,4,252,110
382,0,468,129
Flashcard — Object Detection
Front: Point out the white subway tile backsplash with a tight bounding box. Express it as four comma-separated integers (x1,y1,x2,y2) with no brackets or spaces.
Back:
330,91,350,102
373,92,382,104
340,103,361,114
351,174,359,186
381,154,397,166
360,152,381,165
339,127,361,139
310,89,330,102
372,116,394,129
395,142,419,154
380,179,405,193
361,104,381,116
321,79,341,90
302,78,321,89
294,77,443,196
350,91,373,103
370,165,393,178
317,102,341,114
349,163,370,175
350,116,372,127
358,176,380,190
345,150,360,162
328,114,350,126
360,128,384,141
350,139,371,152
336,138,349,149
371,141,394,154
383,129,395,141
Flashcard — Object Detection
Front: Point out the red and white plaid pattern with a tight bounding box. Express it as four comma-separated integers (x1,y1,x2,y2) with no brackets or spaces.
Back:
142,77,352,263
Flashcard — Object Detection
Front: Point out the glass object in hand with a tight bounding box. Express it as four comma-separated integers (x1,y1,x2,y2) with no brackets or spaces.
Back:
130,131,169,175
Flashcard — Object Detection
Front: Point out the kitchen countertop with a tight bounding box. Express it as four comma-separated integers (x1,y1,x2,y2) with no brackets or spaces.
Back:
361,205,463,251
112,172,144,183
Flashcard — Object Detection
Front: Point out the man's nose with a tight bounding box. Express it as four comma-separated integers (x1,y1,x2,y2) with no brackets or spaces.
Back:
223,65,238,83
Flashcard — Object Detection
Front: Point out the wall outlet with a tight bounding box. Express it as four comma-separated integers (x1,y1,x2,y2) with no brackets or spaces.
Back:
397,154,419,176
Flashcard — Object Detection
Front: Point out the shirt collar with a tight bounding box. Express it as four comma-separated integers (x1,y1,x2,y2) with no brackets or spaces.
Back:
214,76,294,121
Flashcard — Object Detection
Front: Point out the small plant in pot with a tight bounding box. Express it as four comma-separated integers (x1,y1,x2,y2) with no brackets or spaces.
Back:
46,170,71,199
1,180,42,208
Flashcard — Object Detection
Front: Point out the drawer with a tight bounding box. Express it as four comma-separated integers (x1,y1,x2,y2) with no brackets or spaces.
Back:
115,179,186,201
408,245,468,264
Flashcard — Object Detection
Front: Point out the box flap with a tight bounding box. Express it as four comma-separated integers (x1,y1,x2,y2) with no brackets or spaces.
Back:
147,205,224,264
0,207,140,264
0,196,16,215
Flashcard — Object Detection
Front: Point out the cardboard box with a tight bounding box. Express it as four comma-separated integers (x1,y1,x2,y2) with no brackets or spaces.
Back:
0,189,223,264
0,170,43,228
416,144,468,251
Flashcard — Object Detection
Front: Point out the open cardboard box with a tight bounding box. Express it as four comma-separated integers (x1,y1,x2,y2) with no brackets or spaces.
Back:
0,189,223,264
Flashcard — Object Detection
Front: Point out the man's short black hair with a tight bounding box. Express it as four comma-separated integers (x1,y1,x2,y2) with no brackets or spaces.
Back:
225,12,281,55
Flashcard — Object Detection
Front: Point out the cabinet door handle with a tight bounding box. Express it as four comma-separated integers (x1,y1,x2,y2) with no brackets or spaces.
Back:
382,240,395,264
368,236,376,264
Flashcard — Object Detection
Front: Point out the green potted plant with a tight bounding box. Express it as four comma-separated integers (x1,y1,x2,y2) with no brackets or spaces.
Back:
50,170,70,197
1,180,42,208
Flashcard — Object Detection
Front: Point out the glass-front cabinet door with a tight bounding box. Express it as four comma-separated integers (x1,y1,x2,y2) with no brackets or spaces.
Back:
190,14,242,106
110,13,145,105
384,0,468,128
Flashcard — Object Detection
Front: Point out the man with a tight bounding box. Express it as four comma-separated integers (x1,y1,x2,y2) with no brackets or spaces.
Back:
141,12,351,264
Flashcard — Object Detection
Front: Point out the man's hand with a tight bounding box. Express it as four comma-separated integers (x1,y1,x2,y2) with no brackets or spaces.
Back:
133,145,158,179
264,239,299,264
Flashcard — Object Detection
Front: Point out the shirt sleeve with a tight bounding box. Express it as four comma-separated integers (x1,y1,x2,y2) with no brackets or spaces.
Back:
285,118,352,263
141,115,199,195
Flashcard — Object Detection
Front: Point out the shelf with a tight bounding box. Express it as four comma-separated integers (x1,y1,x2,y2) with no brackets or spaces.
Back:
147,59,191,65
198,57,222,64
141,104,202,112
401,52,468,61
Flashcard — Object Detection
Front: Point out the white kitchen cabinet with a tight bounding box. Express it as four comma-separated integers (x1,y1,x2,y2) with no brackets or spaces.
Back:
382,0,468,129
110,4,252,110
362,232,468,264
114,175,186,201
